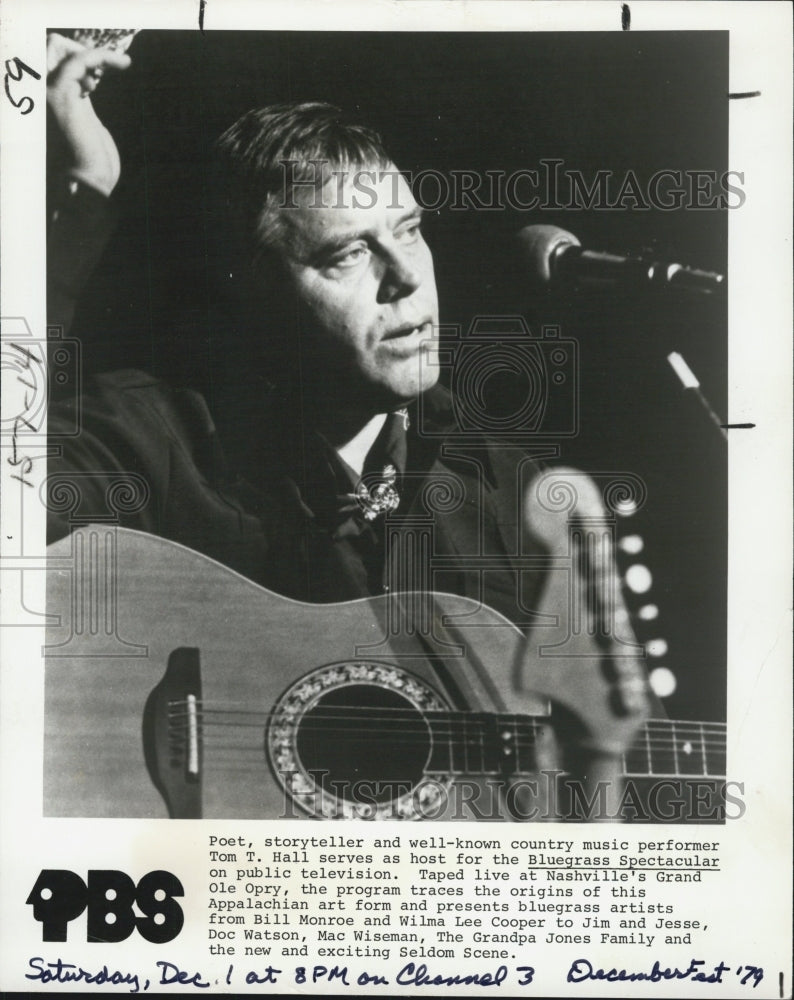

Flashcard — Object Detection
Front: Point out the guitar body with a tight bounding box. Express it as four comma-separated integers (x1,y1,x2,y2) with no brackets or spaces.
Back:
44,527,559,820
43,471,723,822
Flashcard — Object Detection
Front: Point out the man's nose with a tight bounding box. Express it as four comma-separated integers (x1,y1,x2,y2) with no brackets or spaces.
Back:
377,248,423,303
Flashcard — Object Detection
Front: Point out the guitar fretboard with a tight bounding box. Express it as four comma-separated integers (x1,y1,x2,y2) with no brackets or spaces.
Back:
425,712,541,776
423,713,727,780
623,719,726,778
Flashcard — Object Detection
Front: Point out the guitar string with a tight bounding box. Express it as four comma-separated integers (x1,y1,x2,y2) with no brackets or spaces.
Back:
165,712,727,747
180,731,727,752
163,702,726,771
167,705,544,730
166,728,727,751
166,700,727,731
168,759,727,781
170,730,727,756
174,725,541,744
166,717,725,753
168,702,540,719
162,752,726,777
165,699,727,730
178,741,726,773
168,713,543,736
169,701,542,761
171,717,727,743
185,716,538,731
188,731,726,752
169,714,541,732
181,720,729,745
171,721,725,761
180,732,727,751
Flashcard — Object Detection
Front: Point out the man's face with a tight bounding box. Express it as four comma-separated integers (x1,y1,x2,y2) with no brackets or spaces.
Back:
272,164,440,412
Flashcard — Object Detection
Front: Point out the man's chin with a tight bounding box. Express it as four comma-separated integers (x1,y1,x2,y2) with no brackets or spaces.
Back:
385,367,440,409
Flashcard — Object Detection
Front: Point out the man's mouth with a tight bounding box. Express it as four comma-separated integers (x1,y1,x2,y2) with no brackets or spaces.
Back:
382,319,434,342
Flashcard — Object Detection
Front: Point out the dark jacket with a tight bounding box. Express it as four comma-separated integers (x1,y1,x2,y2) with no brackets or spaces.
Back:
47,370,550,623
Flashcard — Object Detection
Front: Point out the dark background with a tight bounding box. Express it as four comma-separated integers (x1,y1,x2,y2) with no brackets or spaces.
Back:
59,29,728,724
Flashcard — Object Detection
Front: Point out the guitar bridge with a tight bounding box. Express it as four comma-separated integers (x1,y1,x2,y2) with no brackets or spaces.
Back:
143,648,203,818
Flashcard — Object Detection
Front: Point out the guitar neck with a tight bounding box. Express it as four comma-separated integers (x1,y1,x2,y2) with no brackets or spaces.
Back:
623,718,726,779
426,713,726,780
425,712,540,777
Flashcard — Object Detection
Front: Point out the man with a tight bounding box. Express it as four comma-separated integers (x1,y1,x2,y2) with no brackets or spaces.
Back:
47,42,547,622
45,37,656,820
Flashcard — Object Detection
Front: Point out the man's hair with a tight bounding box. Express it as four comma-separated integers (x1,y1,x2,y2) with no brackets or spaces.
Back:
212,101,392,260
199,102,393,388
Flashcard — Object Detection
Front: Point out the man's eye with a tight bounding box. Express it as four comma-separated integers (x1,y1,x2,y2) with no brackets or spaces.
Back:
330,245,369,268
399,221,422,243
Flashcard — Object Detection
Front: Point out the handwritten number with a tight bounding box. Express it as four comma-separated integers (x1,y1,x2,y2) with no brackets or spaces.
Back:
5,57,41,82
6,343,44,487
11,342,36,366
516,966,535,985
736,965,764,988
4,57,41,115
739,966,764,988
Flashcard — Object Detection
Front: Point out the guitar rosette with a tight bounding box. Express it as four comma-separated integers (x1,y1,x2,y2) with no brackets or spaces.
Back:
267,660,453,820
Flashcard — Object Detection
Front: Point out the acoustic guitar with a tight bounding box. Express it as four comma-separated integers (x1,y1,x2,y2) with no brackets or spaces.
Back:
43,475,726,821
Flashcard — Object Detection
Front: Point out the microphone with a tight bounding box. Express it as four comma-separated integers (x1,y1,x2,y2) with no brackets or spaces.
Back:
517,224,724,295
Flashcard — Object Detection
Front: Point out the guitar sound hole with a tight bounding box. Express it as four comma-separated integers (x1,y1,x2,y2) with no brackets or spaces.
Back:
296,684,431,805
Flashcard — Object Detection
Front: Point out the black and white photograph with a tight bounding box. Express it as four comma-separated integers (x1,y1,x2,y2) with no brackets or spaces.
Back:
1,1,791,996
41,25,730,823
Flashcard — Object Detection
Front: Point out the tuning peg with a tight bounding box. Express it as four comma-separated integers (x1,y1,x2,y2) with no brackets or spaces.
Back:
649,666,677,698
618,533,644,554
625,563,653,594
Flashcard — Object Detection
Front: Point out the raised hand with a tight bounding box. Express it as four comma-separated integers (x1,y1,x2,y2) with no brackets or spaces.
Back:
46,32,132,197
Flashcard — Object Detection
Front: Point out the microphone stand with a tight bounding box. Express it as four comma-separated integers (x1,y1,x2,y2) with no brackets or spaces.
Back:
667,351,730,442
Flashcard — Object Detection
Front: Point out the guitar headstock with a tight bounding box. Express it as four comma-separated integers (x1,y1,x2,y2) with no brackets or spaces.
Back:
518,466,653,758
